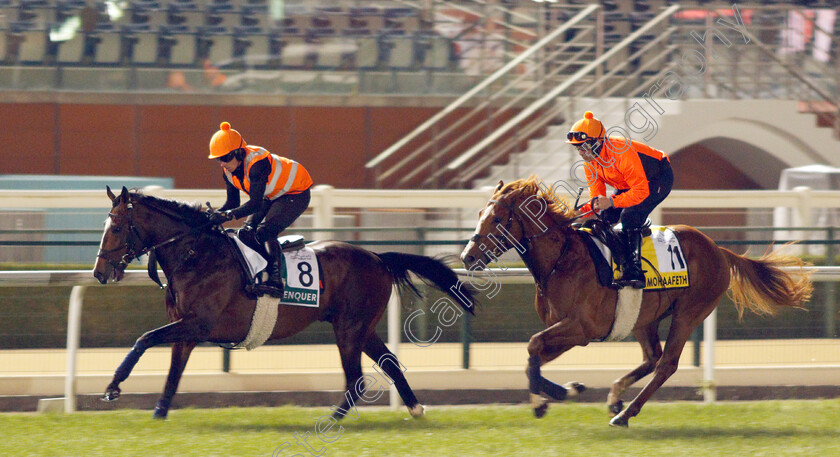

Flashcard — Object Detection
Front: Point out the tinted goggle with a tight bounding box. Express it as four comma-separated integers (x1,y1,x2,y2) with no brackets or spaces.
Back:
216,149,242,163
566,131,592,142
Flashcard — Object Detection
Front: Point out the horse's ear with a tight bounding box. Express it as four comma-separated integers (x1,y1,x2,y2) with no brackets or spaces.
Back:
106,186,116,201
119,186,129,203
495,180,504,192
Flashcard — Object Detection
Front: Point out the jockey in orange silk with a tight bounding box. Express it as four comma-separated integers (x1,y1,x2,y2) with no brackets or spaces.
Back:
208,122,313,298
569,111,674,289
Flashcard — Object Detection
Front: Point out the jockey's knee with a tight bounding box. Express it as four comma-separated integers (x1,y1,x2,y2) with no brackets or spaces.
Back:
255,225,280,245
237,226,260,252
619,209,646,230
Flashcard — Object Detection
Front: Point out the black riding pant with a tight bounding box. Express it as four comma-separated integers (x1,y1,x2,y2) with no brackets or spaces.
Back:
246,188,311,245
601,159,673,230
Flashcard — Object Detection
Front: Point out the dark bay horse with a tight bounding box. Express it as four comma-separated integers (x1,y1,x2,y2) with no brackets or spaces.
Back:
460,178,812,427
93,186,473,419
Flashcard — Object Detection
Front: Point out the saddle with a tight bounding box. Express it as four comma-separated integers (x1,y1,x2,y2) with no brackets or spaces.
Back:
573,218,652,287
225,231,307,299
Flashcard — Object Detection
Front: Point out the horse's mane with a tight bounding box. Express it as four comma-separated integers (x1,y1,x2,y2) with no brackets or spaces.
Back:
129,190,208,227
496,176,576,223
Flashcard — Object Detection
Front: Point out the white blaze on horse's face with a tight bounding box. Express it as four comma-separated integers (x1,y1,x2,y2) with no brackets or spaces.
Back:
461,202,503,271
93,210,128,283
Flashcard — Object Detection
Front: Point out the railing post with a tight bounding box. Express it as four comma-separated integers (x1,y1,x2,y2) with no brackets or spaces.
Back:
387,284,401,410
222,347,231,373
65,285,86,413
692,326,701,367
702,308,716,403
312,184,335,241
825,226,836,338
461,312,472,369
794,186,813,256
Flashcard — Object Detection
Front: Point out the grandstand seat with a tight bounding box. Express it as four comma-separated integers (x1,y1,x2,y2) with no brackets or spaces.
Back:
276,30,306,68
0,28,7,63
383,7,419,33
349,6,384,31
54,30,86,64
241,5,270,29
164,28,198,66
604,12,631,35
198,27,234,66
205,11,240,30
234,28,270,67
122,27,159,65
91,30,122,64
13,24,48,64
208,0,236,11
376,30,411,70
129,5,167,28
413,31,449,71
168,3,204,28
16,3,55,27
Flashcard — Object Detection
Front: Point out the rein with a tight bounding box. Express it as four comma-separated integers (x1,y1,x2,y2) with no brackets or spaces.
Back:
98,197,212,288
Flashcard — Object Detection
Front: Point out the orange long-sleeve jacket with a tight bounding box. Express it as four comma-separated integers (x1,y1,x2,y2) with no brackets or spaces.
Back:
579,137,669,212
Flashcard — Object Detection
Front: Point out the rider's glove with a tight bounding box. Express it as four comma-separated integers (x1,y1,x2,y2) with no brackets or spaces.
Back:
207,210,234,225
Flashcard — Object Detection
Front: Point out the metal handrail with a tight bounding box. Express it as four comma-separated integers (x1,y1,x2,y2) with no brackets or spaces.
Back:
446,4,681,172
449,26,679,188
409,29,597,187
364,4,600,173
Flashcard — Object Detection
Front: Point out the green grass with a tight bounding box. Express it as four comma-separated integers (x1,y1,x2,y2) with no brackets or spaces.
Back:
3,401,840,457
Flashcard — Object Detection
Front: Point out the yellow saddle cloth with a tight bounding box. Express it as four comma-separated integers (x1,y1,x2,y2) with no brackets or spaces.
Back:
611,226,690,290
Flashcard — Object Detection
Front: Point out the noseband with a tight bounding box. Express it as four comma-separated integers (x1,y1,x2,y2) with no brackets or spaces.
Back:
97,201,146,272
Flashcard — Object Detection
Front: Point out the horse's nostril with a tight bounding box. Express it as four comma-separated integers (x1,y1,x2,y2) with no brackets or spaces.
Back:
465,255,475,264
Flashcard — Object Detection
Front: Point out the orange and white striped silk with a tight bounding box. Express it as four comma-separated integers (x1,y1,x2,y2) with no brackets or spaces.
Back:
223,145,313,199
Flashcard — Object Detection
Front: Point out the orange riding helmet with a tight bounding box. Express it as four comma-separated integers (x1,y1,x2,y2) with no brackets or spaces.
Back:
566,111,605,144
208,122,246,159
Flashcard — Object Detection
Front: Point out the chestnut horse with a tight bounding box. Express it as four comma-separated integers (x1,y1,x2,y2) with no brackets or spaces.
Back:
93,186,473,419
460,178,812,427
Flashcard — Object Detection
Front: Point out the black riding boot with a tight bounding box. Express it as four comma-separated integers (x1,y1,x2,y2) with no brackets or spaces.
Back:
615,228,646,289
253,238,285,298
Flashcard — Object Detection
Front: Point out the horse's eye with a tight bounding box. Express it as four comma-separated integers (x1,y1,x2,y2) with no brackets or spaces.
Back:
492,217,501,224
112,226,122,234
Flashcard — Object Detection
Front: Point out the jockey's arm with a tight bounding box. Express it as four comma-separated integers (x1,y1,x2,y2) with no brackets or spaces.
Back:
218,174,240,212
226,160,271,219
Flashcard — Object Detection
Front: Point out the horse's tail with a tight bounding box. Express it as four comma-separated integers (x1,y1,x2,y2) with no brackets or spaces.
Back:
720,247,812,319
377,252,475,315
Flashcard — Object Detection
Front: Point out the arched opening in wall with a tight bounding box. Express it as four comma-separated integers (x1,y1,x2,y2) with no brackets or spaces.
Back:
664,138,790,253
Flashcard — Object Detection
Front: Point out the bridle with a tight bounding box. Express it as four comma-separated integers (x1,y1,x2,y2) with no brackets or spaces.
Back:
470,196,572,294
97,196,210,288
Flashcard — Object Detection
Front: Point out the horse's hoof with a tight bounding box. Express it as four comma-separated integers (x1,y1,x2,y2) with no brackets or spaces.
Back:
563,381,586,397
608,400,624,417
530,393,549,418
153,407,168,420
609,413,630,428
101,387,121,402
408,404,425,418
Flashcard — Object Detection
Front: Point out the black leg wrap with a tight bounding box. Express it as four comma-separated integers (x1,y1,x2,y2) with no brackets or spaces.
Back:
379,360,419,407
114,343,145,384
539,378,568,401
526,356,542,394
153,398,170,420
